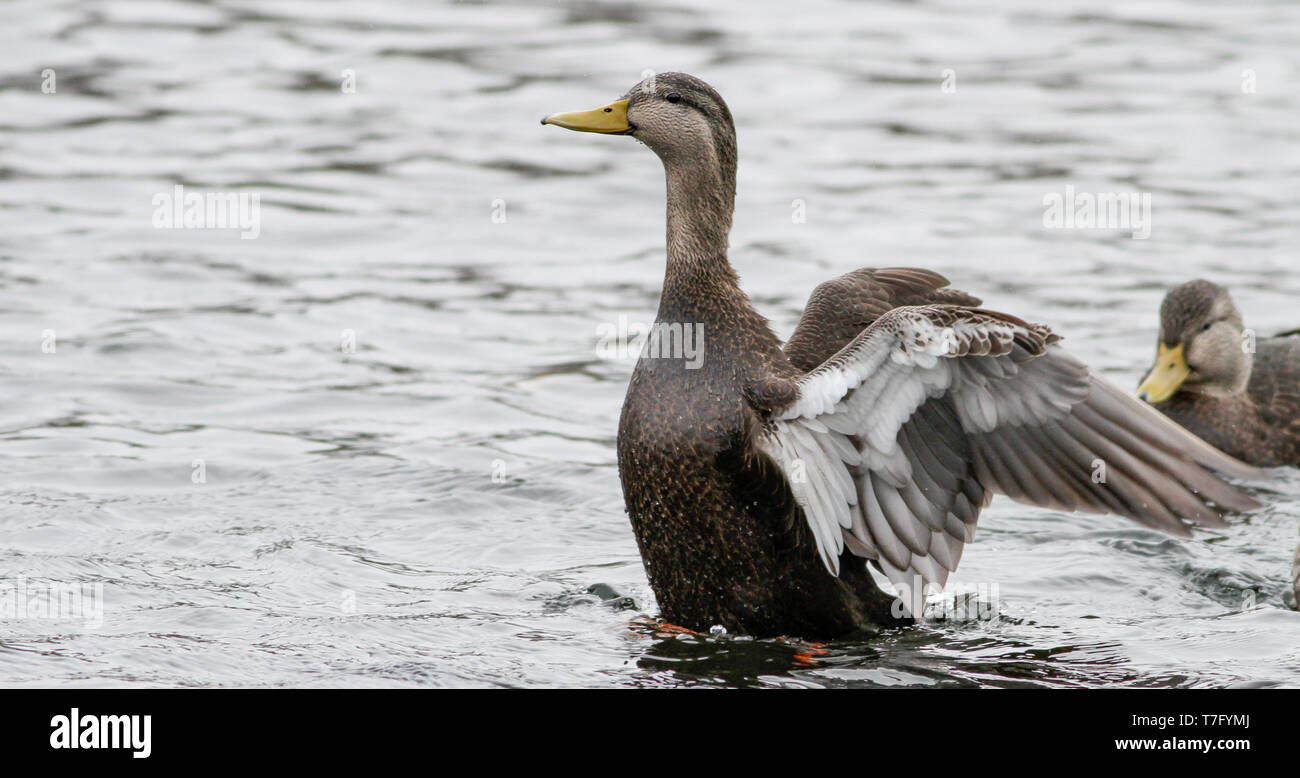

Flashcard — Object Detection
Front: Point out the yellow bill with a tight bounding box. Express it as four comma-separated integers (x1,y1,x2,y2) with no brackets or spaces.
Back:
541,98,631,134
1137,343,1190,403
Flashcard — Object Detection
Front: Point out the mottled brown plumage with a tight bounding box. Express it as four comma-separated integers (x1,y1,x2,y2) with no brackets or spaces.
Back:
544,73,1262,637
784,268,981,370
614,264,992,634
1139,280,1300,467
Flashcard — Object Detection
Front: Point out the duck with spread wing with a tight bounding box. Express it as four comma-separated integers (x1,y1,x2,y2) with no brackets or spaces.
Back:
542,73,1263,638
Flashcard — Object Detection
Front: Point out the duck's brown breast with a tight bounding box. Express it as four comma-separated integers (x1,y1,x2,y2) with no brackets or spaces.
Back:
615,350,894,636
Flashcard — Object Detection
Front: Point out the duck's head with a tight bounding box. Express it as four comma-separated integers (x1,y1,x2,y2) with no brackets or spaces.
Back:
541,72,737,186
1138,280,1251,403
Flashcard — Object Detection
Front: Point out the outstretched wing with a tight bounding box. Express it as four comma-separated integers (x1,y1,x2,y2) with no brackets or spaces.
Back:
759,305,1263,614
784,267,981,371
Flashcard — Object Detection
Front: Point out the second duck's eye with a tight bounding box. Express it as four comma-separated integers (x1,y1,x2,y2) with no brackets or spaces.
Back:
1201,322,1214,332
666,93,681,103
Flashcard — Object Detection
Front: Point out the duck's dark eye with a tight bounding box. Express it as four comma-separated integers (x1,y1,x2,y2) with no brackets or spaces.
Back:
666,93,681,104
1201,322,1213,332
603,107,612,113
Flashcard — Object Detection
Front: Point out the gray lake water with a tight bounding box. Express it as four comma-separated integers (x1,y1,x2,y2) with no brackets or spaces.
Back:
2,0,1299,688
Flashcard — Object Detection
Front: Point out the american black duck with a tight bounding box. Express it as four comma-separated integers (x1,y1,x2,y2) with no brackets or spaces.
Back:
542,73,1263,638
1137,279,1300,467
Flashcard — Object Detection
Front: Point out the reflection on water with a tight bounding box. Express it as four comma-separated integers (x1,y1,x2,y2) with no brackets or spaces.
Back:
0,0,1298,687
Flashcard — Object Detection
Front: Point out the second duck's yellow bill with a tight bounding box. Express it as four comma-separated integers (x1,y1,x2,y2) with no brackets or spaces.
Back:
541,98,631,133
1137,343,1190,403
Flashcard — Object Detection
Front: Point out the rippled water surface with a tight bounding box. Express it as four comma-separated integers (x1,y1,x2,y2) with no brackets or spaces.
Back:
2,0,1299,687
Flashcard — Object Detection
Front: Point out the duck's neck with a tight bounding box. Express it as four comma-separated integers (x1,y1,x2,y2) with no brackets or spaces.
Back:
659,152,741,314
654,148,788,376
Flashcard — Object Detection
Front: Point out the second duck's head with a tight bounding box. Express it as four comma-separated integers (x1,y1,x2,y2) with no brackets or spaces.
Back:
541,72,737,191
1138,280,1251,403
